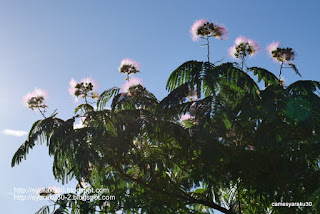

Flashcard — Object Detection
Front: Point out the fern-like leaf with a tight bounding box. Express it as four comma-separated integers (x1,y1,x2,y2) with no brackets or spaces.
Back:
11,117,63,167
97,87,120,110
288,62,302,77
35,205,50,214
74,104,94,114
248,67,279,87
221,64,260,96
287,80,320,95
166,60,204,91
156,83,193,117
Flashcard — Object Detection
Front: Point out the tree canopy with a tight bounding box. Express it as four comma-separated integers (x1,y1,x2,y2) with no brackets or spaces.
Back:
13,19,320,214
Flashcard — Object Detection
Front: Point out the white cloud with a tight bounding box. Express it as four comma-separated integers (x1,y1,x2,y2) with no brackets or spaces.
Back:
73,118,84,129
2,129,28,137
73,122,83,129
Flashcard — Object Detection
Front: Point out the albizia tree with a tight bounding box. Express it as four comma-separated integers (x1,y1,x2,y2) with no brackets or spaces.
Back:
12,19,320,214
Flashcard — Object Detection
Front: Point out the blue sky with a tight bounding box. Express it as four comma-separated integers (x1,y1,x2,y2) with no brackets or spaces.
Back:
1,1,320,213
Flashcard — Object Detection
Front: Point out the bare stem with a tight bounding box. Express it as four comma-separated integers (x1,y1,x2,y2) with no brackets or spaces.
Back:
241,55,245,71
206,36,210,63
37,107,46,118
279,62,284,80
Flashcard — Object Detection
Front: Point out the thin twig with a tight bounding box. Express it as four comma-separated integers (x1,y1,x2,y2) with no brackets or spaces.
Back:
212,57,225,66
37,107,46,118
279,62,284,80
206,36,210,63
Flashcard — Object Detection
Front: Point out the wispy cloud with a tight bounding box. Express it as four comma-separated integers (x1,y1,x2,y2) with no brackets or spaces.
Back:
2,129,28,137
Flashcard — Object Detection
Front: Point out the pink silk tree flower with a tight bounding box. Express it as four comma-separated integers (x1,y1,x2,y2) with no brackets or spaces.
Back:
266,41,295,64
190,19,228,41
266,41,281,58
68,78,78,96
234,36,249,46
80,77,99,91
69,77,98,94
247,39,260,53
32,88,49,99
22,88,49,110
179,114,193,123
229,36,260,59
228,45,238,59
68,77,99,100
213,24,228,40
121,77,143,93
190,19,208,41
119,58,141,75
22,92,35,108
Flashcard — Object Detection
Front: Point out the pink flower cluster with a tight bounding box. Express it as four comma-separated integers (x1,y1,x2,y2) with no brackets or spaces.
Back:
121,77,143,93
68,77,99,100
179,113,193,123
266,41,281,57
22,88,49,110
118,58,144,96
266,41,295,64
190,19,208,41
228,36,260,59
190,19,228,42
119,58,141,75
179,113,196,127
189,18,297,66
